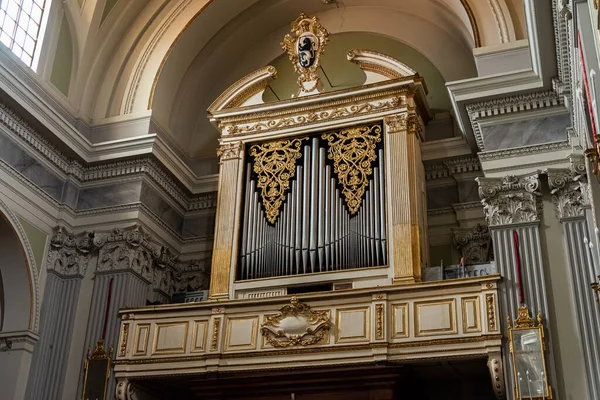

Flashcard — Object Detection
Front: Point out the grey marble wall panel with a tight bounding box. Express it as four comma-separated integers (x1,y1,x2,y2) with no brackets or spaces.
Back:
182,213,216,238
61,180,79,209
26,273,81,400
140,182,184,233
480,114,569,151
564,218,600,399
0,134,64,200
77,180,142,210
426,185,459,209
491,225,558,399
457,180,479,203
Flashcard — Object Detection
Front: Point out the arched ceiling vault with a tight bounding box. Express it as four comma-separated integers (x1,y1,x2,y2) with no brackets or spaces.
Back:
82,0,525,160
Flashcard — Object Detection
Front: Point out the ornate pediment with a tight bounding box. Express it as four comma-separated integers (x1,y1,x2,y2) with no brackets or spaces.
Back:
261,296,331,347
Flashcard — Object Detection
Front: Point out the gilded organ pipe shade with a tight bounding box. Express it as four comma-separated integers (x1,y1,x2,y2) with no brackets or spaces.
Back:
239,124,386,280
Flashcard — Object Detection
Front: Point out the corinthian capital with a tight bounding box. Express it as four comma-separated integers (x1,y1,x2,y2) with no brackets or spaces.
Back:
217,141,243,162
476,173,542,226
94,225,163,282
46,226,96,277
548,169,589,220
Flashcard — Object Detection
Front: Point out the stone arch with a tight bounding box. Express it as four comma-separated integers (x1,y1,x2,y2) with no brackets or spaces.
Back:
0,198,40,333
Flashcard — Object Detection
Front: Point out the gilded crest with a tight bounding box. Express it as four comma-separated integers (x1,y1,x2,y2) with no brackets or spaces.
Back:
250,138,307,224
322,124,382,214
261,296,331,347
281,13,329,93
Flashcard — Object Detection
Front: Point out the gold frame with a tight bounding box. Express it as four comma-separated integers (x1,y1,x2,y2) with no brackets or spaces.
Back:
81,339,113,400
507,304,552,399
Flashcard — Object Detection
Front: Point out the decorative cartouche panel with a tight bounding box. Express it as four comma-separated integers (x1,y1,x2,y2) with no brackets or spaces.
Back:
239,123,387,281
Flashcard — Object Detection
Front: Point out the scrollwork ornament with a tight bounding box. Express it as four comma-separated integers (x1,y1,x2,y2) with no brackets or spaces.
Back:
46,226,97,277
322,124,382,214
250,138,307,224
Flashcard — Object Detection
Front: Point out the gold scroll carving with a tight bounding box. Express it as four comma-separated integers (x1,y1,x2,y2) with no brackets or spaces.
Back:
322,124,382,214
261,296,331,347
249,138,307,224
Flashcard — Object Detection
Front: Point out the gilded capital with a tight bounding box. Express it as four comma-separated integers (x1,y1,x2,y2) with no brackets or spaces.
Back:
476,173,542,226
548,169,589,220
217,142,243,162
384,113,420,136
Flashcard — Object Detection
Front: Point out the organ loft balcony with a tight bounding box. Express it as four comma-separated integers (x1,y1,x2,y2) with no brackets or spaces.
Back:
114,14,504,400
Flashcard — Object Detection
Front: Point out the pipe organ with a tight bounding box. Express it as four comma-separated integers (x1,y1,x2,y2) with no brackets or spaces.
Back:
239,125,387,280
207,14,431,299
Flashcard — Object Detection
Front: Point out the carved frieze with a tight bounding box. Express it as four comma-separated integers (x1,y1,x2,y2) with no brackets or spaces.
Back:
94,225,162,282
452,223,492,264
476,174,542,226
46,226,96,277
548,169,589,220
261,296,331,347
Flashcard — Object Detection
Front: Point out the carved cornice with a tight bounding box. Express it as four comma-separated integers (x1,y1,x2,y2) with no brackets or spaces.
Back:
548,169,589,220
465,91,561,151
478,140,570,162
476,173,542,226
425,156,481,181
0,102,217,213
46,226,96,277
93,225,163,281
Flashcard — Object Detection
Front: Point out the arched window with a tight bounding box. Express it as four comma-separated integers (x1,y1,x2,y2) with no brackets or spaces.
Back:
0,0,48,69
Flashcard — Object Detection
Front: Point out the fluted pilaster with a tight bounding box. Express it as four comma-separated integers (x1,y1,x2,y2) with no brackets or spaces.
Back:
26,226,95,400
78,225,163,399
477,173,558,399
549,168,600,398
210,142,244,299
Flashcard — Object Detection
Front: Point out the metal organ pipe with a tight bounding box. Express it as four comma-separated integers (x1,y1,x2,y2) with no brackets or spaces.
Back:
239,135,388,279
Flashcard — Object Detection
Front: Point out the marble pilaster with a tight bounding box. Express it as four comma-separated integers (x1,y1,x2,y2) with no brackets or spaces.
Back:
477,173,558,399
25,227,95,400
549,168,600,399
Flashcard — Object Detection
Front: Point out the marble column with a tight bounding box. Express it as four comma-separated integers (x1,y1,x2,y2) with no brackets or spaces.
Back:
549,167,600,398
77,225,162,399
476,173,558,398
384,112,427,283
210,142,244,299
25,227,95,400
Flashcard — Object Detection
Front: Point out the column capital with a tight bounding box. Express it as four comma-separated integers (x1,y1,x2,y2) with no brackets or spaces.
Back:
217,141,243,162
93,225,163,282
452,223,492,264
46,226,96,278
383,112,421,137
548,169,589,220
476,173,542,226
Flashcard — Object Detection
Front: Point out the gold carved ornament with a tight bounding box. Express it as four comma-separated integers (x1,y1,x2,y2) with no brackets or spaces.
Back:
281,13,329,92
261,296,331,347
322,124,382,214
250,138,306,224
